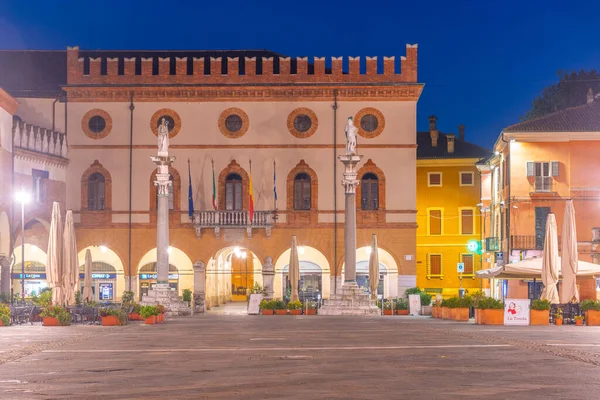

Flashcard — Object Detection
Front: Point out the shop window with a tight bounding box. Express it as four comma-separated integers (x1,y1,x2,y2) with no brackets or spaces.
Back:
294,173,311,210
226,173,243,211
361,173,378,210
88,173,106,210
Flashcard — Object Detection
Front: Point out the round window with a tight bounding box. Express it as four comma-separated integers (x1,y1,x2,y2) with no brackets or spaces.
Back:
156,115,175,133
294,115,312,133
88,115,107,134
225,115,243,133
360,114,379,133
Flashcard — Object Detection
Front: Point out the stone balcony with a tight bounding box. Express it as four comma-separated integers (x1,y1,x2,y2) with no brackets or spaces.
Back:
13,118,68,165
192,210,275,239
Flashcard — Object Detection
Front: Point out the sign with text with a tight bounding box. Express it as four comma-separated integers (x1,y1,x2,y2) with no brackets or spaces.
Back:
504,298,530,326
79,273,117,280
139,273,179,280
12,273,46,280
408,294,421,316
247,294,263,315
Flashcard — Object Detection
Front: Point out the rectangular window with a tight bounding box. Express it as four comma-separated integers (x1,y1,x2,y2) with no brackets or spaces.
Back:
534,162,551,192
32,169,49,203
428,254,442,277
461,209,474,235
429,210,442,235
460,172,474,186
461,254,474,275
428,172,442,187
535,207,551,249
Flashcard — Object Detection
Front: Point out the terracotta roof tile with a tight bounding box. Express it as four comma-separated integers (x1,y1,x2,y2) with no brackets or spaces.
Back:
504,101,600,132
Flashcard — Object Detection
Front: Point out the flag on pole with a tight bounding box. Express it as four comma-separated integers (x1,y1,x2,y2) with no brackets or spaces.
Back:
273,160,278,206
249,160,254,222
211,159,217,210
187,159,194,218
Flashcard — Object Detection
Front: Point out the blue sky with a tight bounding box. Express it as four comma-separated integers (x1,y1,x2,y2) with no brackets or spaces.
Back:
1,0,599,148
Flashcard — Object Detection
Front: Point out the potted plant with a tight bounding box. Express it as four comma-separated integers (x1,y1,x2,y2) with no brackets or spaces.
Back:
260,299,274,315
554,309,563,326
477,297,504,325
274,300,287,315
0,304,10,327
471,291,486,324
40,305,71,326
306,301,317,315
395,298,409,315
182,289,192,307
574,315,584,326
455,296,472,322
140,305,157,325
420,292,432,315
382,301,394,316
445,297,459,320
580,299,600,326
128,303,142,321
100,308,128,326
155,304,166,323
440,299,449,319
530,299,551,326
288,300,303,315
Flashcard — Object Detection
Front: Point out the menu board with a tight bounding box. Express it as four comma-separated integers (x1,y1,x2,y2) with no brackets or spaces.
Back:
248,294,263,315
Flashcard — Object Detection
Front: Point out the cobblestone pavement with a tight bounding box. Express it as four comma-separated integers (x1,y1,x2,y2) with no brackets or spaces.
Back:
1,314,600,399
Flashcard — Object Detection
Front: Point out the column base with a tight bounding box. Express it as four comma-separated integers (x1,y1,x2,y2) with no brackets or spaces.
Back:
319,282,380,316
141,285,191,316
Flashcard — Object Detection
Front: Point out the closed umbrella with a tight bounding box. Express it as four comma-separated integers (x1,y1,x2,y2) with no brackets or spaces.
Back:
560,200,579,303
368,234,380,300
541,213,560,304
46,202,63,306
289,235,300,302
82,249,94,303
63,210,79,306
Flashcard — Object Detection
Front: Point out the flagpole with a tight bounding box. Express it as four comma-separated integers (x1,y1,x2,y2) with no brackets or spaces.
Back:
273,160,278,222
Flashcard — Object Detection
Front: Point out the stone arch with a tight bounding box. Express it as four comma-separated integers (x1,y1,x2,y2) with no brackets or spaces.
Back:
136,246,194,296
81,160,112,211
341,246,400,298
356,159,386,210
218,160,249,210
274,245,331,299
286,160,318,210
77,245,126,301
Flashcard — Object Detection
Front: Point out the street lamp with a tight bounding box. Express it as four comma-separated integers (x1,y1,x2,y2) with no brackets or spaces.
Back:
15,188,30,301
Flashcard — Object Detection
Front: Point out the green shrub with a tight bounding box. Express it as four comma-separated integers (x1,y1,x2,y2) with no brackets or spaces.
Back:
287,300,302,310
273,300,287,310
182,289,192,306
307,301,318,310
249,283,267,295
122,291,135,304
383,301,393,310
444,297,459,309
395,298,408,310
477,297,504,310
40,306,71,326
259,299,272,310
580,299,600,312
405,287,423,296
74,290,82,306
32,289,52,307
458,296,473,309
419,292,432,306
99,308,128,325
531,299,551,311
140,305,157,319
0,304,11,326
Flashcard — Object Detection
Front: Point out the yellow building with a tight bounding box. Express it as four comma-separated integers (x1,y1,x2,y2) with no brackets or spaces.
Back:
416,116,491,297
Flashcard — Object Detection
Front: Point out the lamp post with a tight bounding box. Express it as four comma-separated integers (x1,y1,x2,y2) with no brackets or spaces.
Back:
15,188,30,302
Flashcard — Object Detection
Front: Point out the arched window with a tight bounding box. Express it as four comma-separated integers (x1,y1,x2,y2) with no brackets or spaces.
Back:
225,173,243,210
361,173,378,210
155,174,175,210
294,173,311,210
88,173,105,210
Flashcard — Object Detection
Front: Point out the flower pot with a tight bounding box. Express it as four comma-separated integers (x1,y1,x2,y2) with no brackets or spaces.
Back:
383,309,394,316
129,313,141,321
102,316,120,326
289,310,302,315
275,310,287,315
555,318,563,326
396,310,409,315
481,309,503,325
530,310,550,326
43,317,60,326
586,310,600,326
306,309,317,315
455,308,469,322
576,319,583,326
421,305,432,316
145,315,156,325
261,309,274,315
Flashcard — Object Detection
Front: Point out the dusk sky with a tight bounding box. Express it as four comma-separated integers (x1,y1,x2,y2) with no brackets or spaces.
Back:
1,0,599,148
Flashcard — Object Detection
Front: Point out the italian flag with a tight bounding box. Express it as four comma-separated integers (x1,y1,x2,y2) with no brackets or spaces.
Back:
249,162,254,222
212,161,217,209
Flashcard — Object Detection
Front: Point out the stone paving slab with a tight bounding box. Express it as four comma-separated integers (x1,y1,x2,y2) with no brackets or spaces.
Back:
1,316,600,399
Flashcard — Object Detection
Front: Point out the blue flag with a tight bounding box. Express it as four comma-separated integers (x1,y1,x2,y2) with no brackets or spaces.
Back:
188,160,194,218
273,161,278,203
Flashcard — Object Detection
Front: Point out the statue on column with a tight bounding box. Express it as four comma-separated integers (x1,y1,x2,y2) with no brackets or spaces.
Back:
345,117,358,155
158,118,170,157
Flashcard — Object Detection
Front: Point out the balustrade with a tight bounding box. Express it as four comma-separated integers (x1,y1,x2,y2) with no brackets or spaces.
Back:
192,210,274,239
12,118,67,159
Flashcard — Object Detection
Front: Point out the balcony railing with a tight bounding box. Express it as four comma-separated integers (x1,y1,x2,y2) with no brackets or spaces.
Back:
485,237,499,252
13,118,67,159
192,210,274,239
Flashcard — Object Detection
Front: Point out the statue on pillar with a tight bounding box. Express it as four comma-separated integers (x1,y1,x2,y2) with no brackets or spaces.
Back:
157,118,170,157
344,117,358,155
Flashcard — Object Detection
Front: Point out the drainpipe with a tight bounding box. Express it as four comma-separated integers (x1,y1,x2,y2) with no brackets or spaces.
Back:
332,89,338,295
128,92,135,291
500,133,511,262
51,97,59,133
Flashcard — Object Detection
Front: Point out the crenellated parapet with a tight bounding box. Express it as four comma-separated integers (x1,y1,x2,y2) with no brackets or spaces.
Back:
65,45,419,85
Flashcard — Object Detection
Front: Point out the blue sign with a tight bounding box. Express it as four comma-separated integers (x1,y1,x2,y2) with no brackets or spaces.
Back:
12,273,46,280
79,273,117,280
140,273,179,280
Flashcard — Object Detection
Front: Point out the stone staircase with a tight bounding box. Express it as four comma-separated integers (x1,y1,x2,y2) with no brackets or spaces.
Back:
319,282,381,316
141,284,191,316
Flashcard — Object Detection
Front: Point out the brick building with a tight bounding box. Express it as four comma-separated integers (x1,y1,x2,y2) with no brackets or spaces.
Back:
0,45,423,306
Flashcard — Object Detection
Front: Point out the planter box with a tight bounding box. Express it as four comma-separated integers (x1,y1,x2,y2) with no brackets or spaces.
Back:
261,309,274,315
158,314,164,323
455,308,469,322
289,310,302,315
305,309,317,315
555,318,563,326
275,310,287,315
43,317,60,326
442,307,449,319
449,308,457,320
586,310,600,326
383,310,394,316
145,315,156,325
481,309,503,325
421,306,432,316
102,316,120,326
434,306,441,318
129,313,141,321
475,309,482,324
396,310,409,315
576,319,583,326
530,310,550,326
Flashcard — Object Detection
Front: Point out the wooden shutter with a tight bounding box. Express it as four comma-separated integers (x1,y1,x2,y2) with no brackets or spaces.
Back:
429,254,442,275
461,209,474,235
526,162,534,177
430,210,442,235
302,180,311,210
462,254,474,274
225,182,234,210
234,181,242,210
371,180,378,209
551,161,559,177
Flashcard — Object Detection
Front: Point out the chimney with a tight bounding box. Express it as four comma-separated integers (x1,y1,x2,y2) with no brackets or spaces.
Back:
428,115,439,147
447,134,455,154
588,88,594,104
458,124,465,140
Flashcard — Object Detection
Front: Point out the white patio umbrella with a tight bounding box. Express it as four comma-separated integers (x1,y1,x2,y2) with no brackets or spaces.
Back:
540,213,560,304
82,249,94,303
46,202,63,306
289,235,300,302
368,234,380,300
560,200,579,303
63,210,79,306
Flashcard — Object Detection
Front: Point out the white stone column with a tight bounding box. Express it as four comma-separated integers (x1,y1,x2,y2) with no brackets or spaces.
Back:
193,260,206,313
262,256,275,298
338,154,362,283
0,256,12,295
152,156,175,285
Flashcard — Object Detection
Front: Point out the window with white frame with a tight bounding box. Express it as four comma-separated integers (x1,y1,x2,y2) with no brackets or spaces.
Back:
427,253,443,278
527,161,558,192
460,172,474,186
428,172,442,187
460,209,474,235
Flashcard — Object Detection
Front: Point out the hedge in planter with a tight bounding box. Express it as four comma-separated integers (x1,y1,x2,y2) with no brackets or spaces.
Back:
306,301,318,315
259,299,275,315
581,299,600,326
274,300,288,315
40,305,71,326
476,297,504,325
455,296,472,322
100,308,128,326
0,304,10,327
530,299,551,326
140,305,159,324
288,300,303,315
395,298,409,315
